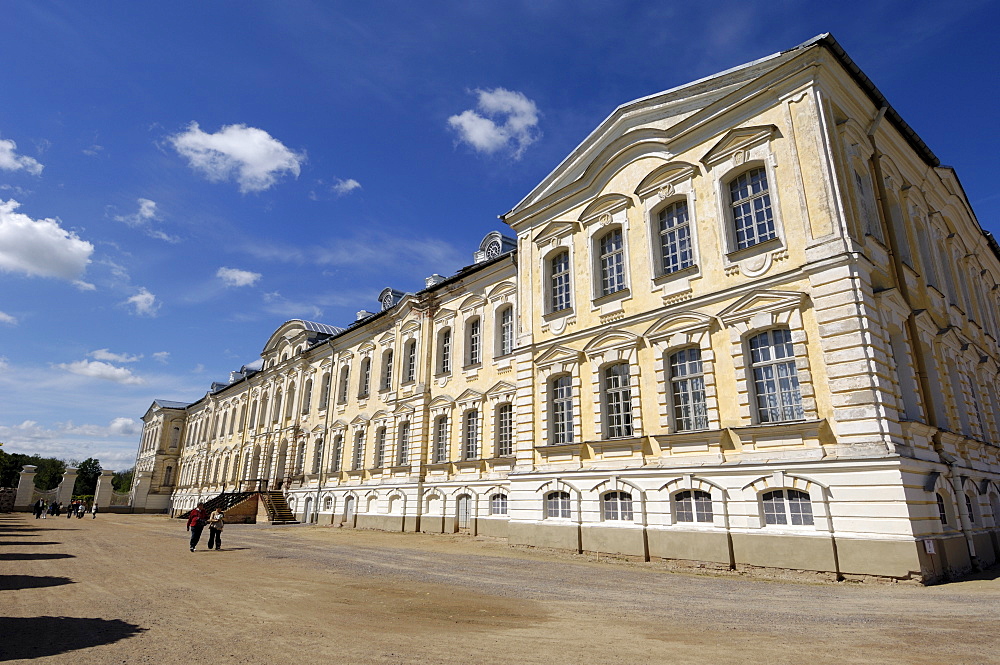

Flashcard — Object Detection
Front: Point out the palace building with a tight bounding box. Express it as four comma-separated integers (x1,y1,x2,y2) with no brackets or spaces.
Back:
132,34,1000,582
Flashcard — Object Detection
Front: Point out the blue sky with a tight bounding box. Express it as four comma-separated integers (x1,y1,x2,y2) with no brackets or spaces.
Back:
1,1,997,471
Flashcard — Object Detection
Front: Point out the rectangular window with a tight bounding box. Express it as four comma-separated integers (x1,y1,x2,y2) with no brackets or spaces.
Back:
468,319,481,365
550,251,572,312
730,167,775,250
604,363,633,439
337,366,350,404
404,342,416,383
381,351,393,391
490,494,508,515
434,416,449,463
551,375,574,444
496,403,513,456
397,422,410,466
669,348,708,431
499,308,514,356
351,431,365,470
373,428,386,468
546,491,571,519
463,410,478,460
658,201,693,274
749,329,804,423
440,330,451,373
330,436,342,473
359,359,370,397
599,229,626,296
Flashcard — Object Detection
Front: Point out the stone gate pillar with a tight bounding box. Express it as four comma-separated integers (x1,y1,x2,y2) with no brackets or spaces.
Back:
131,470,152,513
14,465,37,511
57,467,78,506
94,469,115,508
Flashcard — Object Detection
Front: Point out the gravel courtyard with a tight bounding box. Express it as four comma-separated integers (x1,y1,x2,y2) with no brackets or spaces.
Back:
1,512,998,664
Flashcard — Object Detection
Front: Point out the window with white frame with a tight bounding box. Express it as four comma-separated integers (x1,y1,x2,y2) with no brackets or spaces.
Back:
311,437,323,474
748,329,804,423
358,358,371,397
669,348,708,431
550,250,572,312
674,490,713,523
496,403,513,456
490,493,508,515
351,431,365,470
381,350,393,391
402,341,416,383
330,435,342,472
272,391,282,422
546,491,571,519
762,489,813,526
729,167,775,250
853,168,883,242
337,366,350,403
467,318,481,365
658,200,694,274
433,415,449,463
397,422,410,466
551,375,574,444
302,379,312,414
498,307,514,356
294,442,305,475
285,387,296,419
463,410,479,460
439,329,451,373
598,228,626,296
373,427,386,468
603,363,633,439
602,491,633,521
319,374,331,409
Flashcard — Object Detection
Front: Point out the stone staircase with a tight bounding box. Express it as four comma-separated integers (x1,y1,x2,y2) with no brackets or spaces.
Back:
260,491,298,524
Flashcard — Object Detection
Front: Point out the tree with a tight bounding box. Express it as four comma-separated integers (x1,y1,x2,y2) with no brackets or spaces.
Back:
73,457,102,496
33,458,66,491
112,467,135,493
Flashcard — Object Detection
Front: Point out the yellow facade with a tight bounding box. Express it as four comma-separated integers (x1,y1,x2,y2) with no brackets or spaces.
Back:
135,35,1000,582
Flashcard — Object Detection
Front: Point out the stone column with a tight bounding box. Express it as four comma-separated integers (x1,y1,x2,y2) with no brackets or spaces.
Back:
14,465,37,511
94,469,115,508
56,467,78,506
131,470,152,513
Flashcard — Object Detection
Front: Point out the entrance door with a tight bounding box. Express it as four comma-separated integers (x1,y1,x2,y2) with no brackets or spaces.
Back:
457,494,471,531
303,496,313,523
344,496,355,525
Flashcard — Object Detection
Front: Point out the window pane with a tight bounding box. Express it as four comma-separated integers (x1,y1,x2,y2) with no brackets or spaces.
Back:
762,490,787,525
497,403,513,456
552,375,574,444
659,201,694,274
670,348,708,431
693,490,713,522
600,229,626,296
787,489,813,526
550,251,572,312
604,363,633,438
730,168,775,250
749,330,803,423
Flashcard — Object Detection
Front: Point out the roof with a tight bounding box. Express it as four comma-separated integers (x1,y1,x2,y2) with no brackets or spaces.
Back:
298,320,345,336
152,399,190,410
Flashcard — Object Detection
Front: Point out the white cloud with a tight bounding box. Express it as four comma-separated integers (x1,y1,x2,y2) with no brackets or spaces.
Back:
0,356,8,370
0,419,140,471
83,144,104,156
89,348,141,363
169,122,304,193
217,266,262,287
0,137,44,175
54,359,146,385
0,310,16,325
112,198,179,243
448,88,541,158
0,199,94,281
152,351,170,364
73,279,97,291
332,178,361,196
107,417,141,436
124,287,159,317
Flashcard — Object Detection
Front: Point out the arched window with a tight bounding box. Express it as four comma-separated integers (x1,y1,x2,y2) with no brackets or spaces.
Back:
258,396,269,426
669,348,708,431
546,491,571,519
218,413,227,438
433,415,449,463
602,491,634,521
404,340,417,382
373,427,386,468
463,410,479,460
748,329,803,423
294,442,305,475
550,250,571,312
762,489,813,526
490,494,508,515
603,363,633,439
729,167,775,250
674,490,712,523
285,385,296,419
965,493,978,524
498,306,514,356
658,200,693,274
272,391,282,422
163,465,174,486
302,379,313,414
936,492,949,525
311,437,323,474
597,228,626,296
320,373,331,408
358,357,371,397
337,365,350,404
352,431,365,470
438,329,452,374
551,375,574,444
467,318,481,366
381,350,393,391
496,403,513,457
397,422,410,466
330,435,343,473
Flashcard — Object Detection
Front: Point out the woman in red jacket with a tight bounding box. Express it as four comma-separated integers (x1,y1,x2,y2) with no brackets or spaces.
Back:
187,503,208,552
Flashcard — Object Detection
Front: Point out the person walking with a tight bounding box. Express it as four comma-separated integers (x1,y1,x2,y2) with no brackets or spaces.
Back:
91,504,98,519
206,508,225,551
76,502,86,518
33,498,44,519
187,503,208,552
67,501,75,519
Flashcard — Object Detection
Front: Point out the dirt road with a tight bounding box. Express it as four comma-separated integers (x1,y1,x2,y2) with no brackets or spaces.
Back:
1,512,998,664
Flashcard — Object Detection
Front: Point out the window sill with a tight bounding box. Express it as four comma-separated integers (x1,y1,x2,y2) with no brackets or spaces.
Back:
652,264,698,286
543,307,574,320
592,288,630,307
726,236,781,260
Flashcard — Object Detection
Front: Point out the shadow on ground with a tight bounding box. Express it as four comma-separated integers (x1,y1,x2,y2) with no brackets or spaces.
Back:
0,575,74,591
0,617,145,661
0,553,74,561
0,541,61,547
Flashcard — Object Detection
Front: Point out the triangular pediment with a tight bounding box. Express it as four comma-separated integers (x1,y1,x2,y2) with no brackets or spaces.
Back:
433,308,456,324
485,381,516,397
534,345,582,368
583,330,640,355
399,320,420,335
717,290,807,325
392,404,415,415
644,312,714,341
701,125,778,167
350,414,370,425
370,410,390,422
456,388,484,403
330,419,348,429
532,220,580,245
428,395,455,409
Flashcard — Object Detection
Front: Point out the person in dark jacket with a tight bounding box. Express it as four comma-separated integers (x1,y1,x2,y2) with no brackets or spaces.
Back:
33,499,44,519
187,503,208,552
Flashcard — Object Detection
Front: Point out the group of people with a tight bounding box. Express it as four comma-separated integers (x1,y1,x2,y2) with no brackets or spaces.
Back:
186,503,225,551
32,498,96,519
